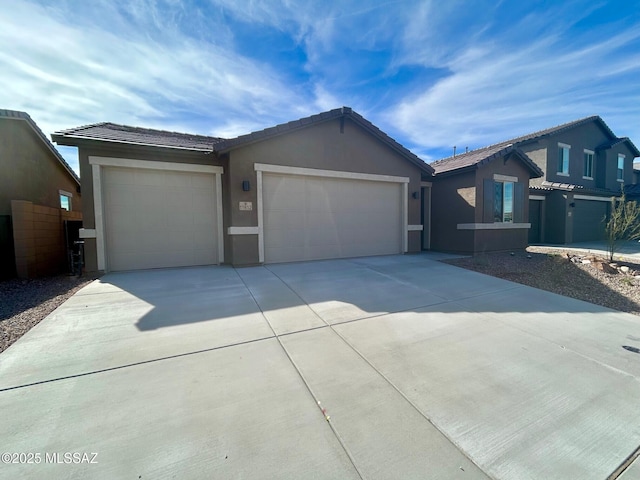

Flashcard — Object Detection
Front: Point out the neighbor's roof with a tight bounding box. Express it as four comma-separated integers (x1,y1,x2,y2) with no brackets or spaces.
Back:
430,115,639,177
52,122,223,152
430,143,544,178
1,109,80,185
213,107,434,175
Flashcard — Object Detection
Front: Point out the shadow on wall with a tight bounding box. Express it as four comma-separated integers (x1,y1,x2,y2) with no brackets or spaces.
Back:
90,252,640,332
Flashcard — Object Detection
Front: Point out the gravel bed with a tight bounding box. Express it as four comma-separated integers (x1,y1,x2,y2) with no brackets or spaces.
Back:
0,275,95,354
444,246,640,315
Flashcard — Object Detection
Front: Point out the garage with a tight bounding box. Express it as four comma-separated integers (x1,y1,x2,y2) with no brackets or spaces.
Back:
572,198,609,242
259,165,407,263
94,158,224,271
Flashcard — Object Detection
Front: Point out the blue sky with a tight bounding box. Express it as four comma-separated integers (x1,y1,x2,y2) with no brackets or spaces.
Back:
1,0,639,174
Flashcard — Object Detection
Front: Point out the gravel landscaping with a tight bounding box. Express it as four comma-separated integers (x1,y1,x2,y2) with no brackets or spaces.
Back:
445,246,640,316
0,275,94,353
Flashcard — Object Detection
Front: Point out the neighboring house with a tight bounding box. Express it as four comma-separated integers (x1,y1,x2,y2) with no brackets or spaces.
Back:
0,110,82,279
430,144,544,255
53,107,435,273
433,116,639,247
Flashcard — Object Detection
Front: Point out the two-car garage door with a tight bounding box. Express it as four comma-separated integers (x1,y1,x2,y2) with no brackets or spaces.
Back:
261,172,405,263
102,166,221,271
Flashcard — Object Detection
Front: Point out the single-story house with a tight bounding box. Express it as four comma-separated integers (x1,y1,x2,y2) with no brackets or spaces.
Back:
0,109,82,279
429,144,544,254
53,107,435,273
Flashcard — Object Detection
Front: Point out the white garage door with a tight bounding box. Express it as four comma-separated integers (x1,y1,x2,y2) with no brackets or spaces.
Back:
103,167,219,271
262,173,404,263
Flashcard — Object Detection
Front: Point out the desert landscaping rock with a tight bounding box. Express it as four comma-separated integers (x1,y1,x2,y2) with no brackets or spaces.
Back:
446,246,640,316
0,275,94,353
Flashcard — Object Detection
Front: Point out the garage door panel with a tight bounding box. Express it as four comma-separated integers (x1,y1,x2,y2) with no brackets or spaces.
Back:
263,173,403,263
103,167,218,271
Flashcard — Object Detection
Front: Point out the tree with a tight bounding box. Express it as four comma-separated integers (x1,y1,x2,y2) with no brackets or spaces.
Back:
605,193,640,261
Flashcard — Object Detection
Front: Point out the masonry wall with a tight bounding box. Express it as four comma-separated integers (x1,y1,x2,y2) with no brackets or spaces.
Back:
11,200,82,278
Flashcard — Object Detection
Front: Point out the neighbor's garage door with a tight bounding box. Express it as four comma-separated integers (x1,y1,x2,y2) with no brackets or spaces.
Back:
262,173,403,263
573,199,608,242
103,167,219,271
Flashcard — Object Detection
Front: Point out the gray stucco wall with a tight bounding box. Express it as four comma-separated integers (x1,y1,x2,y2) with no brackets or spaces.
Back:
225,117,425,265
75,142,224,273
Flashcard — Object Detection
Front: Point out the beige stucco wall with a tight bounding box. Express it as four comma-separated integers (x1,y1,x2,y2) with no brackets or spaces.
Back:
0,118,81,216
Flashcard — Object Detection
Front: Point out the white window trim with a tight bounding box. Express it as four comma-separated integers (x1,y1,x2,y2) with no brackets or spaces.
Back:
583,149,594,180
89,156,224,272
408,225,423,231
458,223,531,230
228,226,259,235
617,154,626,182
254,163,410,263
493,174,518,182
59,189,73,211
530,195,546,201
558,143,570,175
574,195,613,202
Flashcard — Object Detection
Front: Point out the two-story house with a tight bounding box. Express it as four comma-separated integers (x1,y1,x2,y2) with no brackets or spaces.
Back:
431,116,639,250
518,116,639,244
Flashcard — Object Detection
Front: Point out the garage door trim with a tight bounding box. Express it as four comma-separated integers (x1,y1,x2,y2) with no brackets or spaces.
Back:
254,163,409,263
89,156,224,271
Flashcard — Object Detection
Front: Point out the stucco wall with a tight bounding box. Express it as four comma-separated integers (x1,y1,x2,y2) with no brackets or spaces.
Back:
0,118,81,216
75,142,224,273
226,117,426,265
431,171,476,253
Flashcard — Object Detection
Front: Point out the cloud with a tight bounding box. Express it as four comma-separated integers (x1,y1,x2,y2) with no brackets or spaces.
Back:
387,2,640,156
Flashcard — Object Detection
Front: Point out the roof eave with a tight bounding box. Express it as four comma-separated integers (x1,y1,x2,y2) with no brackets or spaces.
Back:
51,133,214,153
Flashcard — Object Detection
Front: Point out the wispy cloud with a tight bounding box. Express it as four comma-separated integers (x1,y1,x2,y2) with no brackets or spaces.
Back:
387,2,640,158
0,0,638,174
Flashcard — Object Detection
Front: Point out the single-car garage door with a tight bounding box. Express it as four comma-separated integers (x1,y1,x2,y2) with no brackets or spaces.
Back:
103,167,220,271
572,199,608,243
262,172,405,263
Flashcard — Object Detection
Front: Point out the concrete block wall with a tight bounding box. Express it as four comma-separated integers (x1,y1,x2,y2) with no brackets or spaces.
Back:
11,200,82,278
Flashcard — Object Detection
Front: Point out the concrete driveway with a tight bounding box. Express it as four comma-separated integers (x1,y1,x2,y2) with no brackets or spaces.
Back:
1,254,640,479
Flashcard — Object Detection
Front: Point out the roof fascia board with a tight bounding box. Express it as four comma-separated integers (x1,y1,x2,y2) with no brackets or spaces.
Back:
51,133,213,152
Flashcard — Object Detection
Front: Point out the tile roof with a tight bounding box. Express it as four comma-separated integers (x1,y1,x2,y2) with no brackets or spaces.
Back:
597,137,640,156
531,181,620,196
52,122,224,151
431,143,544,178
430,115,639,177
0,109,80,184
214,107,434,175
53,107,434,176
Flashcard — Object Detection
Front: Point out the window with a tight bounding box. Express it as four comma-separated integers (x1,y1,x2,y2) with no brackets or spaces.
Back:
59,190,72,211
494,181,514,222
558,143,570,175
583,150,594,179
617,154,625,181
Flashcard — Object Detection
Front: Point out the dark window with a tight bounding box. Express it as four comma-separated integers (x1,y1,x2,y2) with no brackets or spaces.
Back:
583,151,593,178
558,145,570,174
494,181,514,222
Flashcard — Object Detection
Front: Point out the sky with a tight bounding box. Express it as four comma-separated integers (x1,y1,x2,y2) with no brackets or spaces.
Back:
1,0,640,175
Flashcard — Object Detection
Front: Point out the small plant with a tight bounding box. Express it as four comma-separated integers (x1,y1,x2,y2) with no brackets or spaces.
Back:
605,192,640,261
620,276,635,287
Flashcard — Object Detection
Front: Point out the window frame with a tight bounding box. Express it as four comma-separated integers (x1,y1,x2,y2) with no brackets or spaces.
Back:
557,143,570,176
617,154,625,182
59,189,73,211
583,149,594,180
493,180,514,223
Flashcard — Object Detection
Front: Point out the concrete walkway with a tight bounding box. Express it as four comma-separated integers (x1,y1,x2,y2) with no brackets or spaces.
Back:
1,254,640,479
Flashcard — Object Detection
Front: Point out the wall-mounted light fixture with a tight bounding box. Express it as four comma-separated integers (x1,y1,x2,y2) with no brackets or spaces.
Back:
412,191,420,199
569,202,575,208
242,180,251,192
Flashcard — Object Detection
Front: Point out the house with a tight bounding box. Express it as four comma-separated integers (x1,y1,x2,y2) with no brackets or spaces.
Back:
432,116,639,247
430,144,544,255
52,107,435,273
0,110,82,279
